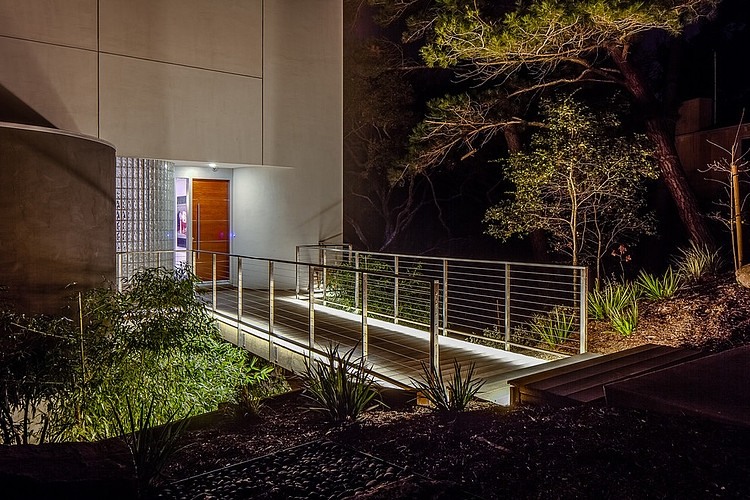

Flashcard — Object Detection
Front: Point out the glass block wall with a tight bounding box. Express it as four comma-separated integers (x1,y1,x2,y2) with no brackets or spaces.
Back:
116,157,175,278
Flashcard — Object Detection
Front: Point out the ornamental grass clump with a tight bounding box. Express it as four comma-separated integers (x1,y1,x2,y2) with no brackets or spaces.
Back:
636,268,681,300
530,306,576,347
673,241,724,282
588,280,640,336
412,359,485,412
301,344,379,423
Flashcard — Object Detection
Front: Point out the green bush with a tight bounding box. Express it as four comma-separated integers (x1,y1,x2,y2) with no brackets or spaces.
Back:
411,359,485,412
231,361,288,420
56,266,267,441
636,268,681,300
301,344,378,423
0,311,75,445
324,257,429,327
1,266,273,443
530,306,576,347
673,241,723,282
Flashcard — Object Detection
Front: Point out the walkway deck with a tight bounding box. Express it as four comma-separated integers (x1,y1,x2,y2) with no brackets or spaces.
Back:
210,288,554,404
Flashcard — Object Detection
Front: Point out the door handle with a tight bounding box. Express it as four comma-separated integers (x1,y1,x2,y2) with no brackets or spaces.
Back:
196,203,201,252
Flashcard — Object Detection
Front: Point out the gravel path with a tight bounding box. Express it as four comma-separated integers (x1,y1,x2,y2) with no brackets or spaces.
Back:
156,440,416,499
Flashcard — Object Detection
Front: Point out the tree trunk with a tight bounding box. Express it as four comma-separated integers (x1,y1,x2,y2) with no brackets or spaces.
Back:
609,45,714,248
504,124,549,261
645,117,715,247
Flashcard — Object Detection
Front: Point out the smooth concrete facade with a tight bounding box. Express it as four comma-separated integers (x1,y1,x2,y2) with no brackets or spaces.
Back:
0,123,115,315
0,0,343,271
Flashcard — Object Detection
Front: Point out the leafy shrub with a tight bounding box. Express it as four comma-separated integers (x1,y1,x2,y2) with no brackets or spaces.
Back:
2,267,273,444
467,325,505,349
0,310,75,444
610,302,639,336
411,359,485,412
301,344,378,423
324,257,429,327
673,241,723,282
231,362,288,420
636,268,681,300
530,306,576,347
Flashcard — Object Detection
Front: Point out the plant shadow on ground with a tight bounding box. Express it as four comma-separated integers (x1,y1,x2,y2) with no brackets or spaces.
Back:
158,273,750,499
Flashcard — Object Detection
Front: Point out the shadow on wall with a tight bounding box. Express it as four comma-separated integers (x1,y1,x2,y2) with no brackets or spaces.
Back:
0,84,55,128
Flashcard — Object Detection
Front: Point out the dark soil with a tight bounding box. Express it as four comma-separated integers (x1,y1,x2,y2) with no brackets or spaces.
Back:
157,275,750,499
160,391,750,499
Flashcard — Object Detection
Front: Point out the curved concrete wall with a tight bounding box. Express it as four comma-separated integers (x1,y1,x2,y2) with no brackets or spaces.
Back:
0,123,115,315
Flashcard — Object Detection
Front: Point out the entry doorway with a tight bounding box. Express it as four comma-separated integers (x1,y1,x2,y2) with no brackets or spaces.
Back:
192,179,230,281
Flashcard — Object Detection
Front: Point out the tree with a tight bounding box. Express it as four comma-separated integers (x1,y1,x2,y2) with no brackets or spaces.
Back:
344,28,449,251
703,117,749,270
388,0,719,247
485,96,657,283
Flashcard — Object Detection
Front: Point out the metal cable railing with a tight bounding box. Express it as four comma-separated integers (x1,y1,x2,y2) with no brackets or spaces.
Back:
115,250,442,387
297,246,588,356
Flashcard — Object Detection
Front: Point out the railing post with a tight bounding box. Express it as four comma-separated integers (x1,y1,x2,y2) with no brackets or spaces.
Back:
504,263,511,351
191,250,197,275
322,249,327,307
442,259,449,336
268,261,275,362
237,257,243,347
117,253,123,292
354,252,361,312
212,253,217,312
579,267,588,354
157,251,161,269
361,272,368,358
430,280,440,374
393,256,399,324
295,246,300,299
308,265,316,364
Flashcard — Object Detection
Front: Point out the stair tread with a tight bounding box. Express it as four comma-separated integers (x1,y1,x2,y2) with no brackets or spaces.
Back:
508,344,672,388
529,347,700,393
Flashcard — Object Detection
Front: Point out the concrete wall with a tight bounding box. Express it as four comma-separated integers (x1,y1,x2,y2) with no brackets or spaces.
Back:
230,0,343,262
0,0,265,163
0,123,115,315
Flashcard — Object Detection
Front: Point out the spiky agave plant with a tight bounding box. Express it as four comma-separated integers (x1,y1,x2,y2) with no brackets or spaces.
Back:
412,359,485,412
301,344,379,423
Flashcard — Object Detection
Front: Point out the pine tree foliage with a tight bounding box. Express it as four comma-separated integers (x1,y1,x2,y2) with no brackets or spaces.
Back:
372,0,719,247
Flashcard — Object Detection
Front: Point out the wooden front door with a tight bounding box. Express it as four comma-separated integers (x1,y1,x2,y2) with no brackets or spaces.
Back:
192,179,230,281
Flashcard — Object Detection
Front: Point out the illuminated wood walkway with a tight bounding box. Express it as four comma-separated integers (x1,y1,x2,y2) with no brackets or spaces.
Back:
209,287,564,404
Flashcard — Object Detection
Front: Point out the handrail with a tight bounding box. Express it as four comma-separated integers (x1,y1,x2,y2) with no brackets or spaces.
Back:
115,249,442,384
298,245,589,356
